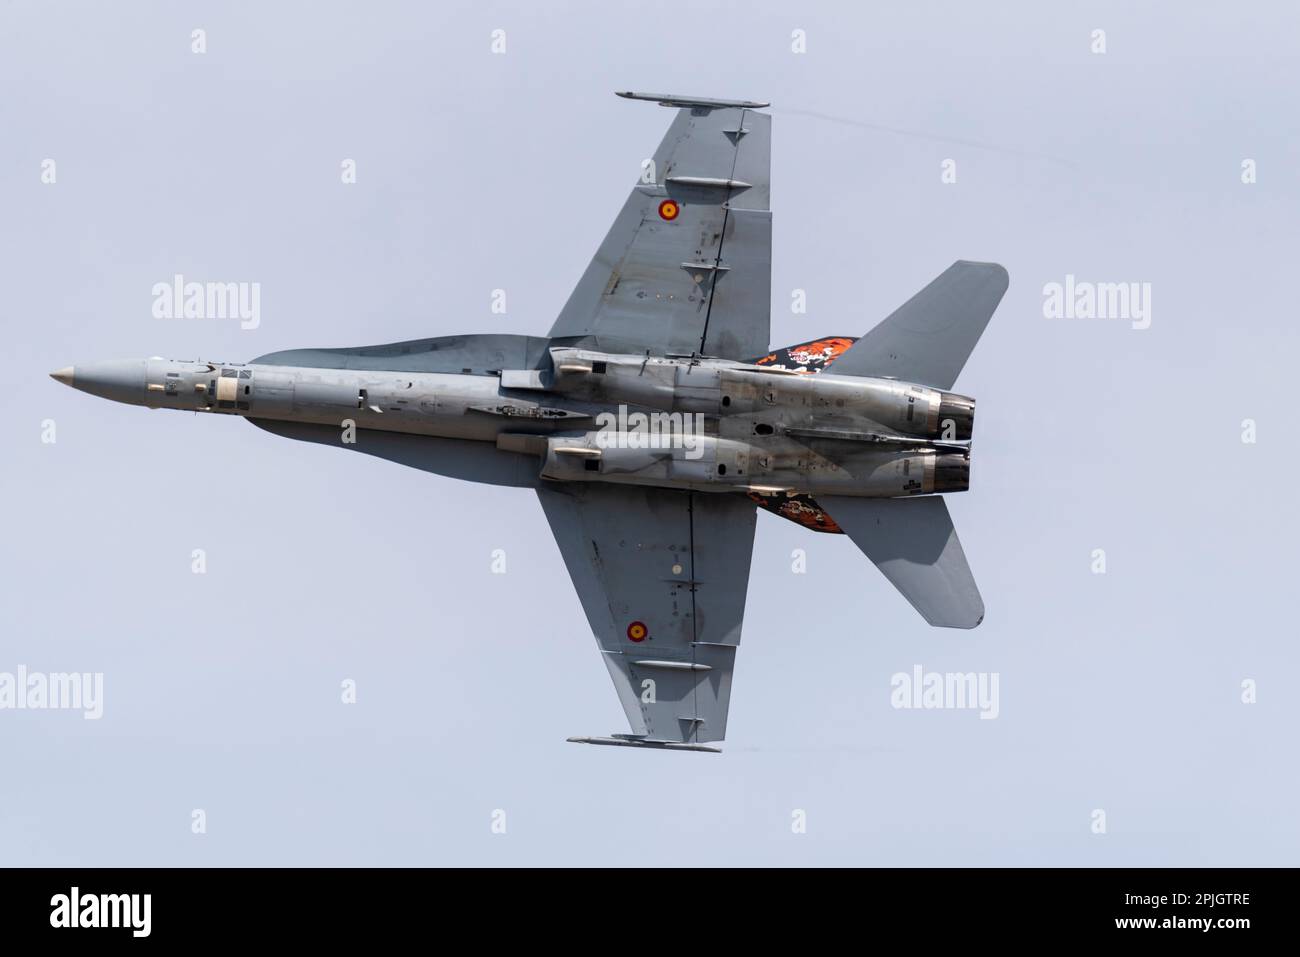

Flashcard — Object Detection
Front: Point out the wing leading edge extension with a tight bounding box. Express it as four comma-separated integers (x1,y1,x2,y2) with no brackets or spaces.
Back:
547,94,771,361
537,484,757,747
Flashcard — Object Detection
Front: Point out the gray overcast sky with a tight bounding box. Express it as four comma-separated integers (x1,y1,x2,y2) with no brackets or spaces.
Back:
2,0,1298,865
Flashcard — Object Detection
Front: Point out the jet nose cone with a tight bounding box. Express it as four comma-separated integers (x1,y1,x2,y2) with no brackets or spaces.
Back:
54,359,149,406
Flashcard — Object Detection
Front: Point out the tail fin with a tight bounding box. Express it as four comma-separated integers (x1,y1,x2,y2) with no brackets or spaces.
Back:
747,336,857,374
818,495,984,628
829,261,1008,389
747,491,844,533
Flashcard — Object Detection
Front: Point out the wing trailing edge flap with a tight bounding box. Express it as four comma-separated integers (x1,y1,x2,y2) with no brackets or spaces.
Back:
819,495,984,629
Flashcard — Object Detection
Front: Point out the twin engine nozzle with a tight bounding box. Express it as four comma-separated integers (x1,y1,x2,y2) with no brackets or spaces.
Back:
922,392,974,493
936,392,976,442
931,449,971,494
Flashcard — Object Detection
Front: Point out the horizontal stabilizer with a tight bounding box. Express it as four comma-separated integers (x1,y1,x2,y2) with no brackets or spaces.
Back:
830,261,1008,389
819,495,984,628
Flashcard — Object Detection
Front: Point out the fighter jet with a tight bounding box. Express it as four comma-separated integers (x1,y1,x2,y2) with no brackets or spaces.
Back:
52,92,1008,752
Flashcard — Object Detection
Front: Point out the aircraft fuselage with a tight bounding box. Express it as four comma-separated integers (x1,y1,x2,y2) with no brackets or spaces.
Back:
52,348,976,499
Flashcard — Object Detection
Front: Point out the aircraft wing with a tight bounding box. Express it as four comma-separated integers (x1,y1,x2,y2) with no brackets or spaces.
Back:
547,92,772,361
537,483,756,748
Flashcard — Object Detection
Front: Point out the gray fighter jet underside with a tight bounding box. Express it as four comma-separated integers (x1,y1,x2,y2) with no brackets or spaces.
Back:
53,92,1009,752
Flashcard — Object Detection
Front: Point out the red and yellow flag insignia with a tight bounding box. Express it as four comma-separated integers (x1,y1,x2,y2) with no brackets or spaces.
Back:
657,199,680,221
626,621,648,642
